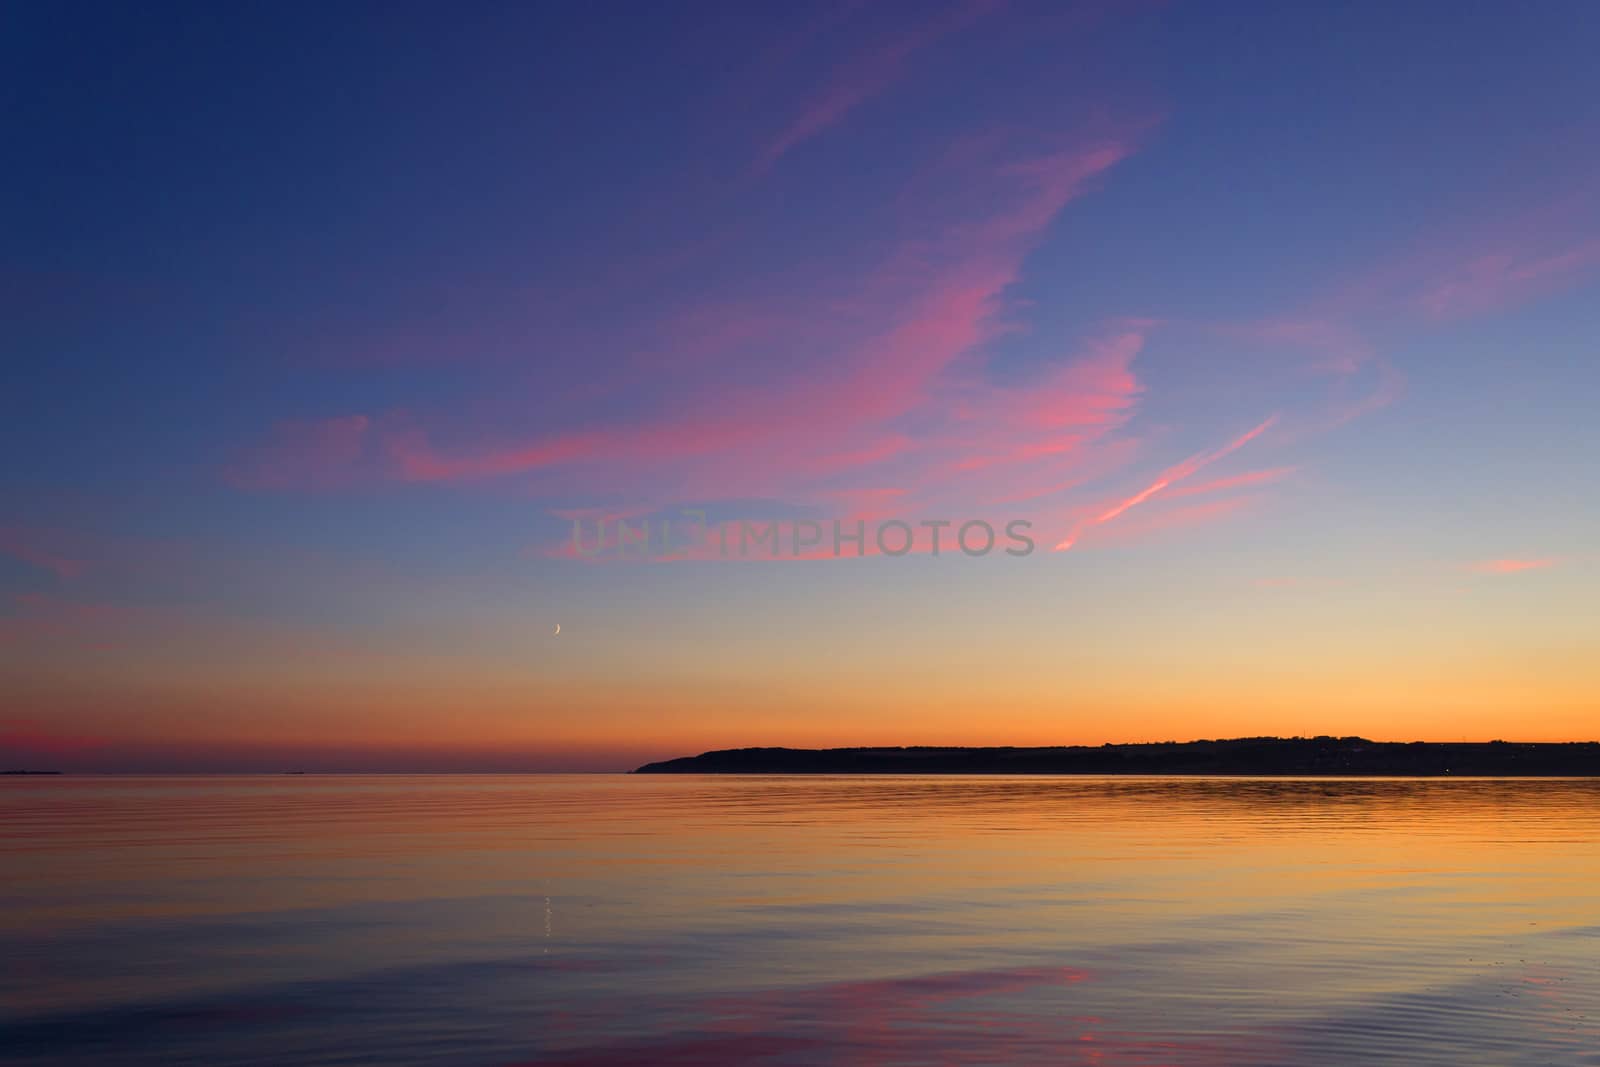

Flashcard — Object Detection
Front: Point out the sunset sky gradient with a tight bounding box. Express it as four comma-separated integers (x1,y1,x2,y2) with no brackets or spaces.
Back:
4,2,1599,770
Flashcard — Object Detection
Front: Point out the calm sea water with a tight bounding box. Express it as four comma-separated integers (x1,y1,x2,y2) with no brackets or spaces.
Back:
3,775,1598,1065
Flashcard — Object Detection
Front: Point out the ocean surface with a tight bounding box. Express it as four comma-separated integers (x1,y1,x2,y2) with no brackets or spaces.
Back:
3,774,1598,1065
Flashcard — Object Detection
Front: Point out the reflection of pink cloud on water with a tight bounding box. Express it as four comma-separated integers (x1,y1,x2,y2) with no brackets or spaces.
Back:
521,963,1274,1065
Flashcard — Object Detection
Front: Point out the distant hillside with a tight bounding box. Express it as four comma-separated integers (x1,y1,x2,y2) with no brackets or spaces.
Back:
634,737,1600,776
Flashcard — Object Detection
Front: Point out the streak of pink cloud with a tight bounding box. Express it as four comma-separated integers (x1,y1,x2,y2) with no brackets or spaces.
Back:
1068,496,1257,551
913,323,1148,509
1418,238,1600,319
1223,319,1404,441
1209,169,1600,443
389,427,606,482
1169,415,1279,480
1305,169,1600,324
1468,558,1558,575
751,0,1003,174
363,133,1147,510
984,435,1145,507
1022,328,1146,430
1167,466,1297,498
0,526,86,580
1222,317,1375,375
0,718,105,758
1053,415,1277,550
1203,311,1402,443
1096,479,1169,523
516,311,1152,564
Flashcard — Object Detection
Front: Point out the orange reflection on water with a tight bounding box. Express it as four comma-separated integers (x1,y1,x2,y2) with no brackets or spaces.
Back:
3,774,1599,1064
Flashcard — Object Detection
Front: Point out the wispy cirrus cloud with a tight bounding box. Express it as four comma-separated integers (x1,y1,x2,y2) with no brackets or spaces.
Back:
234,100,1343,566
1070,495,1259,551
1053,416,1278,551
332,129,1152,515
1304,169,1600,325
751,0,1004,175
1167,466,1297,498
234,78,1523,564
1419,240,1600,319
0,526,86,580
1206,165,1600,445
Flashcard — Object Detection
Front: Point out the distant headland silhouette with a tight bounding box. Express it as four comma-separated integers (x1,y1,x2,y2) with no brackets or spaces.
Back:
635,737,1600,776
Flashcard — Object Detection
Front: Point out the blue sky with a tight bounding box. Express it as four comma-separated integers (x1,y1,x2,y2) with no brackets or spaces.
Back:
3,2,1599,769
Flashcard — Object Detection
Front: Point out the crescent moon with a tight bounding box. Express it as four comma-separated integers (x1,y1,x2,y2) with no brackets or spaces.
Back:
553,623,561,635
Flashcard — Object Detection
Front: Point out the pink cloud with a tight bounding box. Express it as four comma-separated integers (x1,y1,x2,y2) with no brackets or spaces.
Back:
977,435,1145,509
0,526,86,579
233,119,1213,564
1305,172,1600,325
1207,169,1600,446
1167,466,1297,498
360,132,1148,512
1020,328,1146,430
827,319,1150,514
1418,238,1600,319
1468,558,1558,575
1201,309,1407,444
1054,416,1277,550
1223,317,1375,375
0,718,105,760
1067,496,1257,551
751,0,1003,174
389,426,606,482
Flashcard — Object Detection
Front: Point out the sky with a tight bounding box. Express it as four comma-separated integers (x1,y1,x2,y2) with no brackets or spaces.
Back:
3,1,1599,771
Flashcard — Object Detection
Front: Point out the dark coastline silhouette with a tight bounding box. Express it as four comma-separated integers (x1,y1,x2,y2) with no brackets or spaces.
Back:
635,737,1600,775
